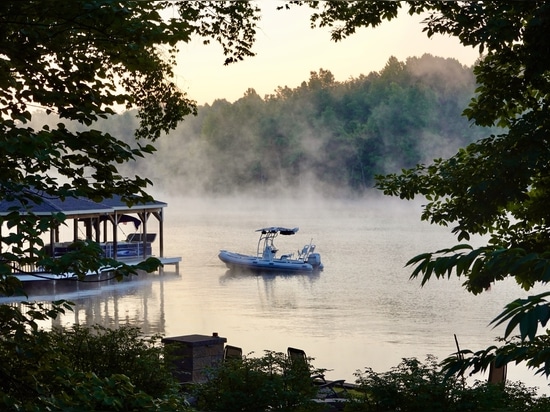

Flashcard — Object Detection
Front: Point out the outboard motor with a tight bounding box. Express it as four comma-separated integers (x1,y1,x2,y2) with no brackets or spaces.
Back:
307,253,323,270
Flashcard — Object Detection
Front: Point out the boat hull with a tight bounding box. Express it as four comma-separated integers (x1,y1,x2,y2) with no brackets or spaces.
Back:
218,250,322,273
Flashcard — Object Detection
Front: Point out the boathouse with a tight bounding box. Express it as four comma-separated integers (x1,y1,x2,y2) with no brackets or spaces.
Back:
0,192,181,281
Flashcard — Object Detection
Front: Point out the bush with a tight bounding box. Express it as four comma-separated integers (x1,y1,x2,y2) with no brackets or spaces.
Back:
193,350,323,412
0,322,189,411
345,356,458,412
344,355,550,412
38,370,188,412
49,324,176,397
1,314,548,412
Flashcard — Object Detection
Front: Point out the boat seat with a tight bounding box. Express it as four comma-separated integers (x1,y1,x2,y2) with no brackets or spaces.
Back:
287,347,348,400
126,233,156,243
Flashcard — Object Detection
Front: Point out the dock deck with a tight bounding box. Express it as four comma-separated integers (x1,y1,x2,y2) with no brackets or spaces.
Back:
14,255,182,282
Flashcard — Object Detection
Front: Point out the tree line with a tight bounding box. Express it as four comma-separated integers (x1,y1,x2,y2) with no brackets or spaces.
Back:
115,54,492,196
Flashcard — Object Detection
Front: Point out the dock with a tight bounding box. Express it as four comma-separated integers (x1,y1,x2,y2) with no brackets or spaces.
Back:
1,192,182,283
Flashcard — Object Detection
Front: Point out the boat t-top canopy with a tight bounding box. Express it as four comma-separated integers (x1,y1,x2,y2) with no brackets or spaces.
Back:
256,227,299,236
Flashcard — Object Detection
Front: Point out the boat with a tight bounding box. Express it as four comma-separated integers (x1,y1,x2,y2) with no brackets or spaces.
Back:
218,227,323,273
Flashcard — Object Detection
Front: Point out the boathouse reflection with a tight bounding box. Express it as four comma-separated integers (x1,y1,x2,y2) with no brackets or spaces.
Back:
5,270,180,336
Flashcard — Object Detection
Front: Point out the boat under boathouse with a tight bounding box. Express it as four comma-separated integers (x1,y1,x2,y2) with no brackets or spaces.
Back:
0,193,181,281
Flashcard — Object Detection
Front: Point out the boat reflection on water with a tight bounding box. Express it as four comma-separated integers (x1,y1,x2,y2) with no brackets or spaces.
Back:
219,267,322,284
218,268,323,314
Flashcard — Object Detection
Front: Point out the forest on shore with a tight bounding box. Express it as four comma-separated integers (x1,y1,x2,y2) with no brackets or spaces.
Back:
34,54,494,197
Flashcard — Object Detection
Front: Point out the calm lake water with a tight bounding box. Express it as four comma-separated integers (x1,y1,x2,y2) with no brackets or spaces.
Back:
5,194,550,394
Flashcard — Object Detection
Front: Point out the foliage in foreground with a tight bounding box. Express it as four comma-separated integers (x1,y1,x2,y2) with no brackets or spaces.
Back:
346,356,550,412
1,315,549,411
191,350,550,412
192,350,323,412
0,321,188,411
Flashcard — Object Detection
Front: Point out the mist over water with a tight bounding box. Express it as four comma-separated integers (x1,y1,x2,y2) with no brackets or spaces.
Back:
7,194,550,395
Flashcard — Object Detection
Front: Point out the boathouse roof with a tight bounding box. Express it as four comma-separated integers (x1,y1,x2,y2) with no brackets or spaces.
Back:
0,193,167,217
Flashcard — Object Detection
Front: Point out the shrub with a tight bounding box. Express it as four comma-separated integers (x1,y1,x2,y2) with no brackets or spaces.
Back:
193,350,323,412
345,356,458,412
0,322,188,411
38,370,188,412
48,324,177,397
345,355,550,412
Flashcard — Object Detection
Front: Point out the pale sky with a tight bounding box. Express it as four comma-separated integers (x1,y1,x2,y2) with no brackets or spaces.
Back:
174,2,481,105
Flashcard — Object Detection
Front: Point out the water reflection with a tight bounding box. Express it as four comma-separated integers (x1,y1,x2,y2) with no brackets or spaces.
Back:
3,271,180,336
218,269,322,312
219,268,321,283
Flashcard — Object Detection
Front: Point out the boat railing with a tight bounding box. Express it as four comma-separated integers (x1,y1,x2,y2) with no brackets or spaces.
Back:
257,232,278,259
9,261,39,276
297,241,315,261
